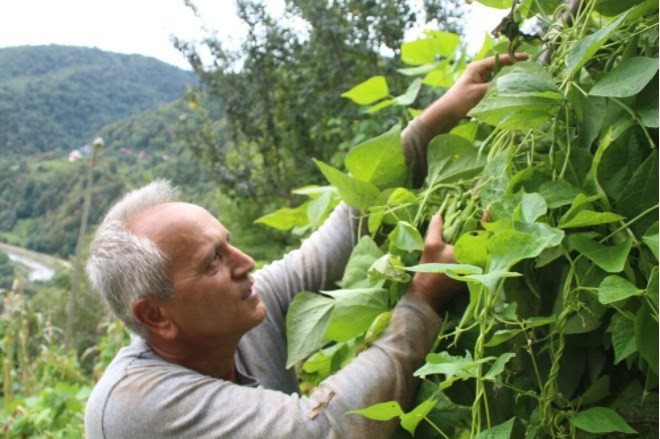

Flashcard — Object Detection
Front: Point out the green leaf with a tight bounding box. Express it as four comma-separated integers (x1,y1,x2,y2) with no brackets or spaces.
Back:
470,62,562,129
368,254,410,283
397,61,442,76
570,407,637,434
485,330,521,347
394,78,422,106
341,236,384,289
475,32,494,60
470,96,561,129
324,288,389,342
559,193,601,225
607,313,637,364
568,85,606,148
642,221,659,260
559,210,623,229
414,351,495,380
595,0,646,16
365,98,396,113
475,0,513,9
423,65,456,87
400,396,437,435
389,221,424,252
485,353,516,379
307,192,336,230
345,125,406,189
455,231,490,268
569,235,632,273
405,263,483,276
594,129,645,201
635,300,659,375
349,401,404,421
475,417,516,439
464,271,523,292
285,292,334,368
590,57,659,97
598,275,644,304
514,192,547,223
566,13,628,76
341,76,389,105
616,151,659,237
426,134,485,185
579,375,610,406
637,76,659,128
254,203,309,230
401,31,460,65
488,230,552,271
647,267,659,309
364,311,392,345
480,153,510,208
314,159,380,211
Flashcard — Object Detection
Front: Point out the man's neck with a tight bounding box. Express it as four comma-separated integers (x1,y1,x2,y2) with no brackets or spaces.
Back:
147,335,240,382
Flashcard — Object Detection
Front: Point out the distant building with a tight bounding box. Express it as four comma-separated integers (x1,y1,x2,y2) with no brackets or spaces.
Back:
68,150,82,162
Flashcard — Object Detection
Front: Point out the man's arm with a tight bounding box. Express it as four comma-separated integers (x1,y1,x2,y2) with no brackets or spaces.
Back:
98,289,441,439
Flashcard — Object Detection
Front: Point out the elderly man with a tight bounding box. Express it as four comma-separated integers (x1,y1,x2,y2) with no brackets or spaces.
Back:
85,55,520,438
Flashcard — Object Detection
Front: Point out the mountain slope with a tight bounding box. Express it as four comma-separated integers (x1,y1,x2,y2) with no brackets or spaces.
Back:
0,45,196,156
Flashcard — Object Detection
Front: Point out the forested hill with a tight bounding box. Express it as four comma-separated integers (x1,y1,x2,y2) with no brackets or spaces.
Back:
0,45,196,156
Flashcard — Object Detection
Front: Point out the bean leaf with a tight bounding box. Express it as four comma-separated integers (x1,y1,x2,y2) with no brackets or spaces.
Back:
569,235,632,273
566,13,628,76
570,407,636,434
341,76,389,105
598,275,644,304
590,57,659,97
285,292,335,368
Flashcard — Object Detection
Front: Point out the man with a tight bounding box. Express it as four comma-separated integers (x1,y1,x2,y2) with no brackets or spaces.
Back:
85,54,522,438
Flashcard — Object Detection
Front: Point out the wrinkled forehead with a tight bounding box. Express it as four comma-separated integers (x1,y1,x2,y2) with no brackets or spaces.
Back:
127,202,222,250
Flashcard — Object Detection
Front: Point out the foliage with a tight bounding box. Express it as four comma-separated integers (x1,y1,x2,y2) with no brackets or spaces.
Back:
0,280,90,437
0,253,14,291
270,0,659,437
174,0,464,201
0,45,196,157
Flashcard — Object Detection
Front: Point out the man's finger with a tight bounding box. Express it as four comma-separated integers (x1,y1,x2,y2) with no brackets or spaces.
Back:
425,214,446,245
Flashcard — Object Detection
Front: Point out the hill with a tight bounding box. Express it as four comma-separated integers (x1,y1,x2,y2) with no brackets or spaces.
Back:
0,45,196,156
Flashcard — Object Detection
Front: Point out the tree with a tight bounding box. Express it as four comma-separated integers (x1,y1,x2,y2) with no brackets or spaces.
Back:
174,0,463,201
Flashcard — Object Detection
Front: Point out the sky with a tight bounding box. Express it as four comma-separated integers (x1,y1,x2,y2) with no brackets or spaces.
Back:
0,0,508,70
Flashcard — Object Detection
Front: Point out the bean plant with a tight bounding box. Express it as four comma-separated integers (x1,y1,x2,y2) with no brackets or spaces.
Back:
257,0,658,437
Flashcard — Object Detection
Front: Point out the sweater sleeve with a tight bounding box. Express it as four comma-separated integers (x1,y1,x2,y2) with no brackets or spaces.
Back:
96,295,441,439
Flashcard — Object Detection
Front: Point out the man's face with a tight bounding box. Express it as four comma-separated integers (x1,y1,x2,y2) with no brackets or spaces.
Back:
130,202,267,344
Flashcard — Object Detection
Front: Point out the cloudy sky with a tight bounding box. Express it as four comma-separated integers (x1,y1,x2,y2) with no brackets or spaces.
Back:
0,0,507,70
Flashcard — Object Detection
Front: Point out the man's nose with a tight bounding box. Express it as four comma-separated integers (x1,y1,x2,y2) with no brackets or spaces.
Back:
230,245,256,278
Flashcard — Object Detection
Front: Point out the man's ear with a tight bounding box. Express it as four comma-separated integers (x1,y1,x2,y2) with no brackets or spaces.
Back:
132,298,179,340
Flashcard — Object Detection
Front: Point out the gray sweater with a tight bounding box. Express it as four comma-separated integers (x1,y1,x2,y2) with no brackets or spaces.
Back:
84,119,441,438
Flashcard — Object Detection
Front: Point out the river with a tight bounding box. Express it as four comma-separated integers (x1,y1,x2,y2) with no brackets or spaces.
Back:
0,242,71,282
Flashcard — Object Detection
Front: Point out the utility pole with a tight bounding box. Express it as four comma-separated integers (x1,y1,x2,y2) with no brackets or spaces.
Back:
65,137,103,351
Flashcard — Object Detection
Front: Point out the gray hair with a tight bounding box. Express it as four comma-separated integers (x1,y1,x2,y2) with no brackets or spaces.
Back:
86,179,181,337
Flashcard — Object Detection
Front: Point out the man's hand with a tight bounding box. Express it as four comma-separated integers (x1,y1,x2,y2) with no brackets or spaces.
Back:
419,53,528,136
406,214,461,313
